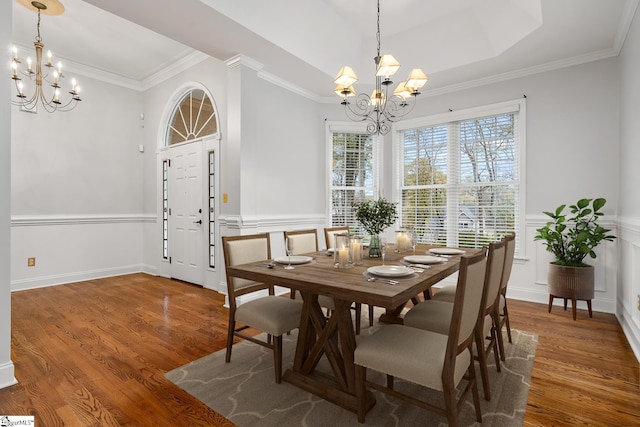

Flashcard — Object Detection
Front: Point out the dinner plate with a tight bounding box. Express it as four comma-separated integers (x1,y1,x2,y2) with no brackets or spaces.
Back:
274,255,313,265
429,248,466,255
367,265,414,278
403,255,445,265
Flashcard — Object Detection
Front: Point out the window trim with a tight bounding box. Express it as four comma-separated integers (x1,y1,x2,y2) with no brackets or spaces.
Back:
391,99,527,257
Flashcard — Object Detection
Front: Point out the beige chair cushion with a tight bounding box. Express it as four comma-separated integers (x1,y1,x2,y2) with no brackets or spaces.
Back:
236,296,303,336
288,233,317,255
354,324,470,391
431,285,456,302
403,300,453,335
226,238,269,292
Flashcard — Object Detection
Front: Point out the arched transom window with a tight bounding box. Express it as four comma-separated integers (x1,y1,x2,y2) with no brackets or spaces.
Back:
166,89,217,145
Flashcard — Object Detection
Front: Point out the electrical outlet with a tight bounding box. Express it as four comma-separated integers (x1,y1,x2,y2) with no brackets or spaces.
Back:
27,257,36,267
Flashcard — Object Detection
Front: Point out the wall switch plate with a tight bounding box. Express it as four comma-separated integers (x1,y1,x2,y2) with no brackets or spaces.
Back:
27,257,36,267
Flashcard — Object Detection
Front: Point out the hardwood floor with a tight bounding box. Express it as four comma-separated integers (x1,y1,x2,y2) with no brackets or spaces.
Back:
0,273,638,426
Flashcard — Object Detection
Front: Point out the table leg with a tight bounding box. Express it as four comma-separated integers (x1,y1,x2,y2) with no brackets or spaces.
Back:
283,292,375,414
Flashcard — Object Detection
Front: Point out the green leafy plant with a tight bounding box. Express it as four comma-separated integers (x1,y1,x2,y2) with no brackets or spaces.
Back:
354,198,398,235
534,198,616,267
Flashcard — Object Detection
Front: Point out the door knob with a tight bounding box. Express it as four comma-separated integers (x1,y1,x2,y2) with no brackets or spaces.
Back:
194,220,202,224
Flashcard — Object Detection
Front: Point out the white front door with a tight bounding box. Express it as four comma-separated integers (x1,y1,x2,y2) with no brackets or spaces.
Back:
168,141,204,285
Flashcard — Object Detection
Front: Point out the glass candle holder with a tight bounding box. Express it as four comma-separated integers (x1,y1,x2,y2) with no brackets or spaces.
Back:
396,229,410,253
350,236,363,265
334,233,351,268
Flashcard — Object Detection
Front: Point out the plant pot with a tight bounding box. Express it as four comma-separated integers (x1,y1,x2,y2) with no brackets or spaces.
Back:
547,263,594,320
368,234,381,258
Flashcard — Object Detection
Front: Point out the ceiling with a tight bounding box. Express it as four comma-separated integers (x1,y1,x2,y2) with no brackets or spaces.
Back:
10,0,639,99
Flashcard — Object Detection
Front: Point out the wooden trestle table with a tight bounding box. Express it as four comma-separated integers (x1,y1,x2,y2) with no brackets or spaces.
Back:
225,244,481,415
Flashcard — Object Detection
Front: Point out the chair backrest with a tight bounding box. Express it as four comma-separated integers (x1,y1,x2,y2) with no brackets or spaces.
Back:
499,233,516,293
222,233,271,299
284,229,318,255
324,226,349,250
482,240,506,314
447,250,488,351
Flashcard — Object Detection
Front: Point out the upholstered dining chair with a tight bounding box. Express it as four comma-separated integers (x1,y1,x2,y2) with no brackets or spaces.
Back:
285,228,371,334
496,233,516,361
222,233,303,384
323,226,349,250
403,240,506,401
354,250,487,425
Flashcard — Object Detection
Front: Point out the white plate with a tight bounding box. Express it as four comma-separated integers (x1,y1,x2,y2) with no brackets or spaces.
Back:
367,265,414,278
429,248,466,255
274,255,313,265
404,255,445,265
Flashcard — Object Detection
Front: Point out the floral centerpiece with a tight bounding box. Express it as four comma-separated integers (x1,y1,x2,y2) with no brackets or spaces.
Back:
354,198,398,257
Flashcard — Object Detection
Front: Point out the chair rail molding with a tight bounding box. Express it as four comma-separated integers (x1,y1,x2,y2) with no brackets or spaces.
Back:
11,214,157,227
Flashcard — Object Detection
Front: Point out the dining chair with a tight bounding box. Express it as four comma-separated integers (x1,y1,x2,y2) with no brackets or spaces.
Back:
323,226,349,250
285,228,372,334
354,250,487,425
403,240,506,401
496,233,516,361
222,233,303,384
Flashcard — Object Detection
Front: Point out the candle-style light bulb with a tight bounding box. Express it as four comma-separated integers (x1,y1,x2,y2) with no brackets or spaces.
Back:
47,50,52,66
12,45,18,61
57,61,62,76
17,81,25,97
27,57,33,73
53,88,60,104
52,70,59,86
11,60,18,78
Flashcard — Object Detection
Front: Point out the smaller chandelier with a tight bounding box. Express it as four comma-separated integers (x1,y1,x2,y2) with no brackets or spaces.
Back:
11,0,82,113
333,0,427,135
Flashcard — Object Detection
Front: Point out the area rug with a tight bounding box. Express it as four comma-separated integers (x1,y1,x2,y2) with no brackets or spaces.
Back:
166,321,537,427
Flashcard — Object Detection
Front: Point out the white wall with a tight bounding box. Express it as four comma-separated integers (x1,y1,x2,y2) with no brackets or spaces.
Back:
617,7,640,360
0,0,17,389
10,73,146,291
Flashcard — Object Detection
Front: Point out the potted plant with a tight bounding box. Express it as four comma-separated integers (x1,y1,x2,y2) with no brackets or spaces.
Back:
354,198,398,257
534,197,616,319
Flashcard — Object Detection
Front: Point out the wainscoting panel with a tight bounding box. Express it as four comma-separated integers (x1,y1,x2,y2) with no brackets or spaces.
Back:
617,218,640,361
11,214,152,291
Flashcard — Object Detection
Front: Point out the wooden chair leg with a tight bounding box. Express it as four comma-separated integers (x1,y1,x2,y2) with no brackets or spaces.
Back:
225,318,235,363
368,305,374,327
355,302,362,335
468,354,483,423
355,365,367,423
504,303,513,343
274,335,283,384
475,326,491,401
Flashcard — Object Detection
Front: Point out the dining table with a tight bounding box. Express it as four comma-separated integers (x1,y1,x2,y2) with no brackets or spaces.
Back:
225,243,482,415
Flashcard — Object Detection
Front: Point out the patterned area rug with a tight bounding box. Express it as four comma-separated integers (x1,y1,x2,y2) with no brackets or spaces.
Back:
166,321,537,427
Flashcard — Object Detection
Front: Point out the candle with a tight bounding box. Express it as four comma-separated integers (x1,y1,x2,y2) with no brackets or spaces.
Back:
338,248,349,266
352,242,361,264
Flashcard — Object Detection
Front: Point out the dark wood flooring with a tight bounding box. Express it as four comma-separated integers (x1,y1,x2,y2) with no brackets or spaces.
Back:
0,273,638,426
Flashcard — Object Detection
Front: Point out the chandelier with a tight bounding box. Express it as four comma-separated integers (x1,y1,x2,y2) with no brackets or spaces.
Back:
11,0,82,113
333,0,427,135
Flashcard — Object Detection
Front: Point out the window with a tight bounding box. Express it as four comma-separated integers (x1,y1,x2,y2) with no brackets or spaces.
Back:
208,151,216,268
166,89,217,146
395,100,524,252
162,160,169,259
327,123,379,232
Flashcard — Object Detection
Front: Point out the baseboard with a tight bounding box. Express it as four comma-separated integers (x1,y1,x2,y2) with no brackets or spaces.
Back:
11,265,144,292
0,360,17,390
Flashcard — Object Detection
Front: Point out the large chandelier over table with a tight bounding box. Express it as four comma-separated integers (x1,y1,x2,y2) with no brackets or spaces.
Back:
11,0,82,113
333,0,427,135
